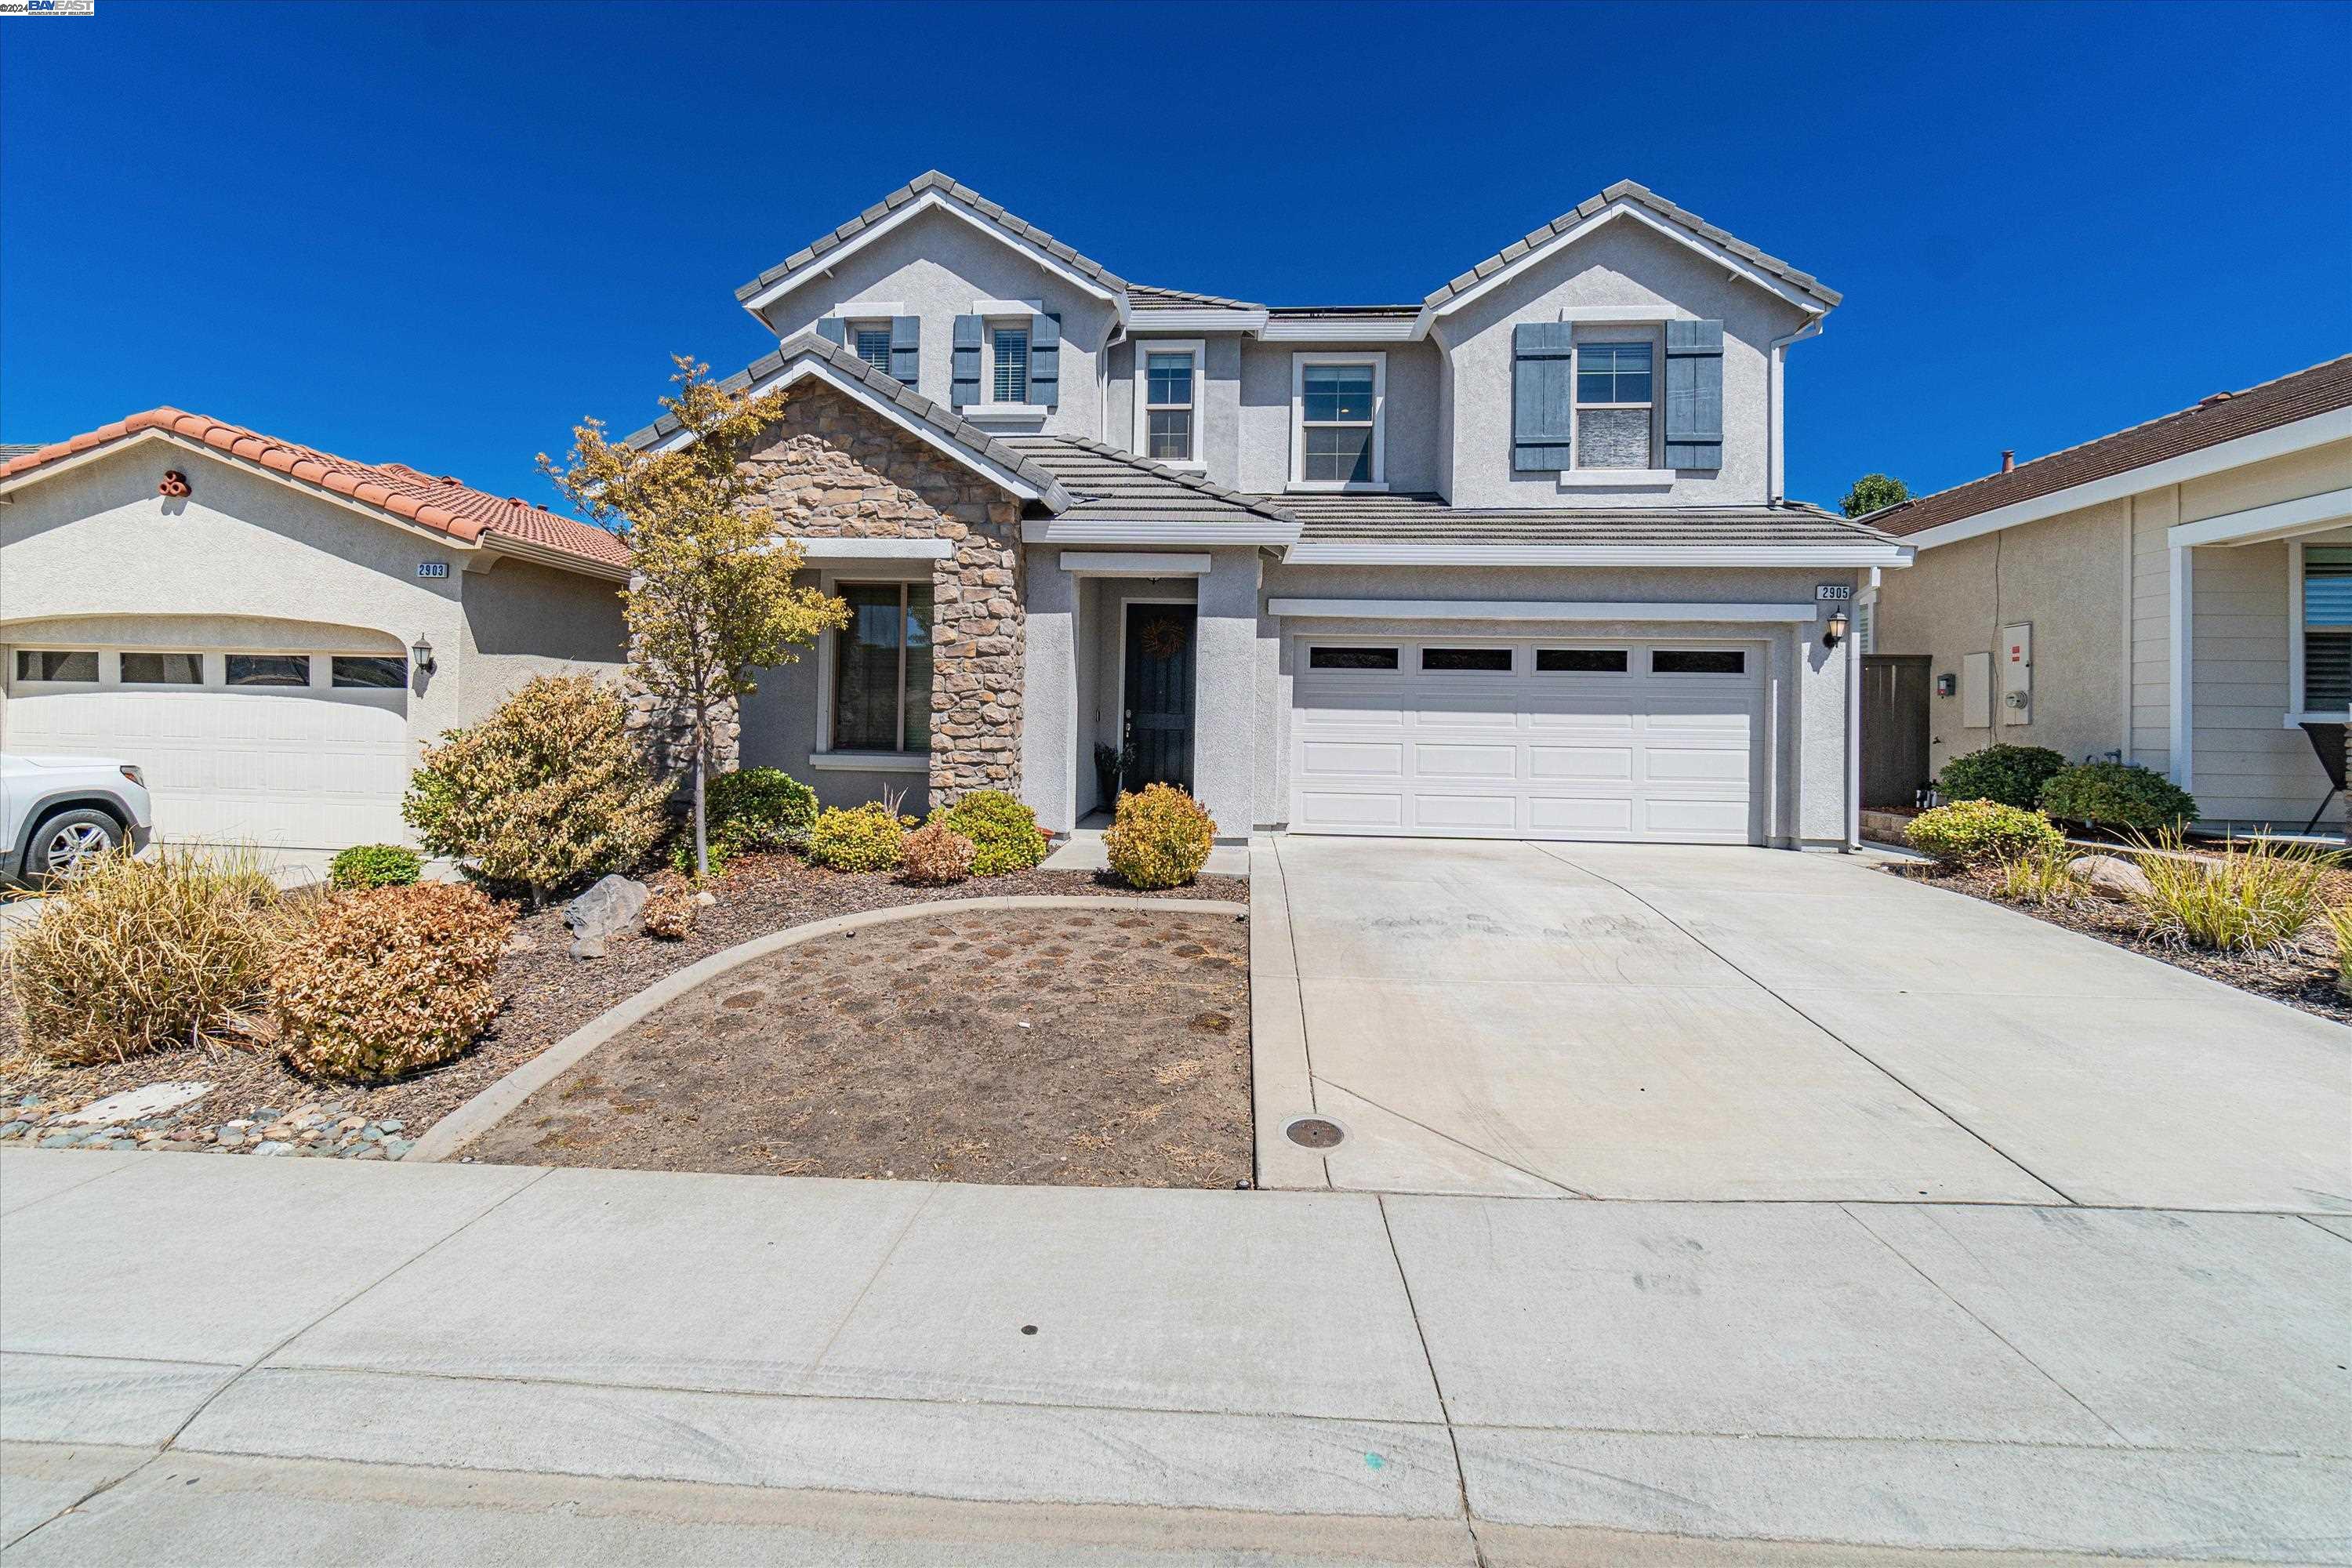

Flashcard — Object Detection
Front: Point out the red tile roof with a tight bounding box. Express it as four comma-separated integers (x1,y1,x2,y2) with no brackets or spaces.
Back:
1871,357,2352,539
0,408,630,574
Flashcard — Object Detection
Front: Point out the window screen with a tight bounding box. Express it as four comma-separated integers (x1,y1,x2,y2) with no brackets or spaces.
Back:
1308,646,1399,671
1651,649,1746,675
1421,647,1512,672
121,652,202,684
15,650,97,682
1537,648,1628,673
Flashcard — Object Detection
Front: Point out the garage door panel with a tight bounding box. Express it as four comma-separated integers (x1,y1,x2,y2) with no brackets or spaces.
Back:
1292,636,1764,845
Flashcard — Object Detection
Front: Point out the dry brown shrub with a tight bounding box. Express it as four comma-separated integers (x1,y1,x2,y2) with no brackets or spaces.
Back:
270,883,511,1082
899,821,977,885
641,886,700,940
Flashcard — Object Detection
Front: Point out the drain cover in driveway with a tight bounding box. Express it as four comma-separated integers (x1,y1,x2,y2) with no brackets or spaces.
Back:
1284,1116,1345,1149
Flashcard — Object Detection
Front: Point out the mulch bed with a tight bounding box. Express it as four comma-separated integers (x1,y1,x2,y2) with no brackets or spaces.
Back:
1885,862,2352,1025
0,855,1246,1156
463,905,1253,1188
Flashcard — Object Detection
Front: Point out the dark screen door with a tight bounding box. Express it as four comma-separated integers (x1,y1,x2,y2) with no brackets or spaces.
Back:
1861,655,1934,807
1123,604,1196,793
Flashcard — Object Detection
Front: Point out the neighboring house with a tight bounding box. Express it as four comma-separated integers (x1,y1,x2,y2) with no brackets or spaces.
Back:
0,409,630,848
1862,358,2352,833
629,171,1904,847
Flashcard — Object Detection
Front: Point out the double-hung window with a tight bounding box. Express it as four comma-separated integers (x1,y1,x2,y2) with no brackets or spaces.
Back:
833,582,934,753
1135,340,1202,466
851,322,895,377
2301,546,2352,710
990,325,1030,404
1574,341,1654,470
1291,354,1385,488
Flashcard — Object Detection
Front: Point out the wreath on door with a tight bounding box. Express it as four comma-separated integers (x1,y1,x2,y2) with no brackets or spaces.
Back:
1141,615,1189,660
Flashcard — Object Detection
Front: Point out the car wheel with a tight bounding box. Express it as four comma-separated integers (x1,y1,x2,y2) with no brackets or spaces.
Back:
24,808,122,884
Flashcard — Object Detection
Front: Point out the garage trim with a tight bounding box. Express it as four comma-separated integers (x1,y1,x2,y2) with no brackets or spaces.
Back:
1270,597,1818,622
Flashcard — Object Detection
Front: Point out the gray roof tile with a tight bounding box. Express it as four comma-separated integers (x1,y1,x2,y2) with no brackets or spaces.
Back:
1004,437,1298,528
1269,492,1894,549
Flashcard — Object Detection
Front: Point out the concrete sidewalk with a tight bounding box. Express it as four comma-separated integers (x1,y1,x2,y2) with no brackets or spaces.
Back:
3,1149,2346,1563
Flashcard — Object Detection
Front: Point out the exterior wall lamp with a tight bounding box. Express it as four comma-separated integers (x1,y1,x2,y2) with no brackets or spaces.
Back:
1823,611,1849,650
410,636,436,673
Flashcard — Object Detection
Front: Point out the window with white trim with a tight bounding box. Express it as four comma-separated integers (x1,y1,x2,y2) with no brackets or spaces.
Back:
1137,342,1202,465
1574,341,1654,470
851,323,894,377
990,325,1029,404
833,582,934,753
1291,354,1385,488
2302,546,2352,708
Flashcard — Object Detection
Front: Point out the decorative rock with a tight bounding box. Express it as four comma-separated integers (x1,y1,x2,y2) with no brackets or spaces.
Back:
38,1134,78,1149
693,891,717,907
0,1121,29,1140
564,874,648,960
385,1138,415,1160
376,1120,405,1134
216,1129,245,1149
251,1142,293,1157
53,1082,216,1126
2068,854,2154,901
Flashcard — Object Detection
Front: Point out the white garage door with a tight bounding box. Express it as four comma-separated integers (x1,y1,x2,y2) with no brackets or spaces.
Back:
1290,635,1765,843
3,648,410,848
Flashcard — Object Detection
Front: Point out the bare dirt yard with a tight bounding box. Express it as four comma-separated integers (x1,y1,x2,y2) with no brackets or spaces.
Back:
461,905,1253,1188
0,855,1247,1158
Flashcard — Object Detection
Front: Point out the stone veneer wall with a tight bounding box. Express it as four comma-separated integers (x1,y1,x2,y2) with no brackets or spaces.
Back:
729,387,1026,804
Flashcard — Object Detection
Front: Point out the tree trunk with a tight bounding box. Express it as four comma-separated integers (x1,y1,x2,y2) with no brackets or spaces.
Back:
691,702,710,880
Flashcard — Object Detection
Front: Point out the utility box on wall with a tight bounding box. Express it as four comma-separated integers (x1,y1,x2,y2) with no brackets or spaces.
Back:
1961,651,1993,729
2001,622,2033,726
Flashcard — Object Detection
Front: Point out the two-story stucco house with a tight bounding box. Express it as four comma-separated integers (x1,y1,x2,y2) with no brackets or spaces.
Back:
1861,357,2352,833
632,172,1904,850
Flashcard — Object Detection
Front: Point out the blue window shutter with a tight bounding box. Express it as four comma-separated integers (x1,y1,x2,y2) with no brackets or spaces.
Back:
1027,313,1060,408
951,315,983,408
889,316,920,383
1664,319,1724,470
815,318,847,347
1512,321,1575,471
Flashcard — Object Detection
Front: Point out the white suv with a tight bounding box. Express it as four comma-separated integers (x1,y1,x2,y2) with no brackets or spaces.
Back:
1,754,156,885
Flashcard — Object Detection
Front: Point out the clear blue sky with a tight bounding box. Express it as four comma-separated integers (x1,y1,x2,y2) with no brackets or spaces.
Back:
5,1,2346,513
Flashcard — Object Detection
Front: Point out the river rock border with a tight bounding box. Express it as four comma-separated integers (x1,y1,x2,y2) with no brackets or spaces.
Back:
405,895,1247,1165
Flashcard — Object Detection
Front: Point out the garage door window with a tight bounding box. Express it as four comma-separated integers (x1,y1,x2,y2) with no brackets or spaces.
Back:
1652,649,1745,675
332,655,408,689
1308,646,1399,671
227,655,310,687
1536,648,1628,673
1421,647,1512,673
14,650,98,683
121,652,202,684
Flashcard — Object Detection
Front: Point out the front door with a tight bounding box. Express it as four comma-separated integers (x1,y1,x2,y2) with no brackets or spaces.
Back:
1861,655,1934,808
1123,604,1196,793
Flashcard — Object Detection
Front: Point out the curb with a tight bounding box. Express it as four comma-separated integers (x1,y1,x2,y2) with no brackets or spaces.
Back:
405,894,1247,1165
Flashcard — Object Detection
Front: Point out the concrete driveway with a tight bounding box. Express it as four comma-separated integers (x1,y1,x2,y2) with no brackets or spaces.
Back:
1254,837,2352,1210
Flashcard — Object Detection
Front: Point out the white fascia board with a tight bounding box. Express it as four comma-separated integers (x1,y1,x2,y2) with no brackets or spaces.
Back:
1279,542,1912,568
652,357,1049,503
1128,309,1269,333
1258,317,1419,343
481,536,630,583
1269,597,1823,622
1022,517,1300,546
1410,203,1830,340
1902,408,2352,551
788,538,954,560
741,191,1128,326
2167,485,2352,548
1058,550,1213,576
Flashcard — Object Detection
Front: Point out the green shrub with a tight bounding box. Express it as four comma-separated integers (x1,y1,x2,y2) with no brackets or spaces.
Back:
2322,904,2352,997
328,844,422,890
403,674,670,906
2128,830,2328,954
1904,799,2066,867
900,821,976,885
931,789,1047,877
1104,784,1217,890
706,768,818,854
1936,745,2069,810
807,803,912,872
5,849,278,1064
2038,762,2197,833
671,833,733,879
1995,843,2083,908
271,883,510,1082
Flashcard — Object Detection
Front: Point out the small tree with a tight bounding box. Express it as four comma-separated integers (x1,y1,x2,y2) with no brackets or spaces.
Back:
1842,473,1911,518
543,358,848,877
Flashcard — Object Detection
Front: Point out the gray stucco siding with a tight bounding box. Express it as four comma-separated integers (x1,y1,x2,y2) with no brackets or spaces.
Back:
1105,336,1247,488
1235,339,1443,497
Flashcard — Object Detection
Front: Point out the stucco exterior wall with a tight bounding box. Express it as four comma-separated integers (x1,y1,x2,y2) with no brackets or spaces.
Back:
752,205,1115,441
1430,218,1810,510
457,556,626,726
1105,336,1249,488
1235,338,1444,496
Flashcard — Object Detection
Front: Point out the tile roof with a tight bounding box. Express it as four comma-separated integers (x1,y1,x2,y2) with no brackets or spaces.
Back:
619,332,1074,510
735,171,1131,307
0,409,630,573
1272,491,1894,549
1002,437,1298,528
1422,180,1842,314
1128,283,1264,311
0,443,45,459
1868,356,2352,539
